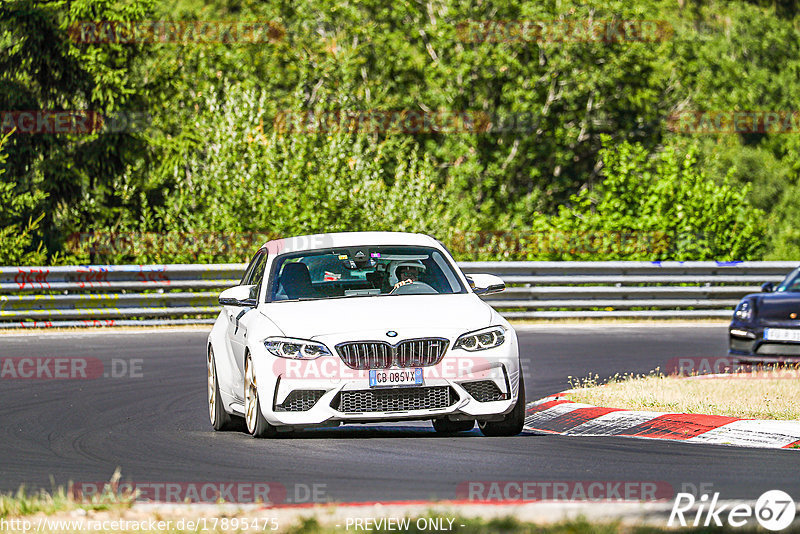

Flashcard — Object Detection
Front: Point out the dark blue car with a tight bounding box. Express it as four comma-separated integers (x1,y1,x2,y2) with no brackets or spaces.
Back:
729,266,800,361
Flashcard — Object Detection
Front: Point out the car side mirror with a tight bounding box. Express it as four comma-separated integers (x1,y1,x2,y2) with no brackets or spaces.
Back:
761,282,774,293
219,285,256,307
466,273,505,296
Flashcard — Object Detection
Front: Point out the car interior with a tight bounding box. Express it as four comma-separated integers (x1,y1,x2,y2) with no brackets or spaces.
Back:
269,247,463,301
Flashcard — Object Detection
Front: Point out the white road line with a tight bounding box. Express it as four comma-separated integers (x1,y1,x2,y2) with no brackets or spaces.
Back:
524,402,594,428
687,419,800,449
565,410,667,436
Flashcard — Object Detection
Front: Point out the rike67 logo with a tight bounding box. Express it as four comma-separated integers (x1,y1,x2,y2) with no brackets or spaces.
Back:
669,490,796,531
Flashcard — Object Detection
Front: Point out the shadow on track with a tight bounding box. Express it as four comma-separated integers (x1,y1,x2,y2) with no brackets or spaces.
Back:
214,424,535,439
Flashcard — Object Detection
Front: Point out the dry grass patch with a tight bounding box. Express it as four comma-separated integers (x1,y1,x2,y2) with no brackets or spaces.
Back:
567,373,800,420
0,486,133,519
1,471,139,519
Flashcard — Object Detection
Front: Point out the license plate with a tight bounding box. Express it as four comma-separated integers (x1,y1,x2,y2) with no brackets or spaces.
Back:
764,328,800,342
369,368,423,388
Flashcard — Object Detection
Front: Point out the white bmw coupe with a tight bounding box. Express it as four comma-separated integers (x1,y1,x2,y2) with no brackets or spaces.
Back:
206,232,525,437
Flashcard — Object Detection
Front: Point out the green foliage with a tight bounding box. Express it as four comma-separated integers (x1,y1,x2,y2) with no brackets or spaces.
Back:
0,132,48,265
0,0,155,254
1,0,798,264
543,138,766,260
764,180,800,259
111,84,477,263
147,0,677,216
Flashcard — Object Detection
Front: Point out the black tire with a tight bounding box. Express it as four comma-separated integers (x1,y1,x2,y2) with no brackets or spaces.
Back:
208,346,235,431
432,419,475,434
244,353,276,438
478,375,526,437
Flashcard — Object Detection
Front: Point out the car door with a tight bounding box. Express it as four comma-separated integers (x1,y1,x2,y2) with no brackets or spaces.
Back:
226,249,266,398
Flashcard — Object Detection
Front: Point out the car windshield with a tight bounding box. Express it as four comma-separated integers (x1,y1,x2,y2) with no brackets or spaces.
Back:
268,246,466,302
775,268,800,292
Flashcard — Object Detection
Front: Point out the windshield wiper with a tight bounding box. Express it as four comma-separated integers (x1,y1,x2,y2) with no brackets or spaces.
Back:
325,294,382,300
278,294,383,302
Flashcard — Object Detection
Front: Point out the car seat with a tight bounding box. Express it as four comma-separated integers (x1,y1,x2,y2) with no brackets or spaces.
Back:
280,263,316,300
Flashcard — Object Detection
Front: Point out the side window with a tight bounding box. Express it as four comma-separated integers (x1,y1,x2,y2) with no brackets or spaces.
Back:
241,250,266,286
249,253,269,300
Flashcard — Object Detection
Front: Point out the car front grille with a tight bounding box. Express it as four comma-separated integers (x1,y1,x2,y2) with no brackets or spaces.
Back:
396,338,449,367
336,338,449,370
335,342,393,369
461,380,507,402
274,390,326,412
332,386,456,413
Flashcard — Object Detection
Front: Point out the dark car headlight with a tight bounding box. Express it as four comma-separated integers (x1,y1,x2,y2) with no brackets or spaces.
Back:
734,300,753,322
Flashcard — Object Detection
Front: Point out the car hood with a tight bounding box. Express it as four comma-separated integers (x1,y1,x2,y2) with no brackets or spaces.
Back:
752,293,800,322
260,293,495,337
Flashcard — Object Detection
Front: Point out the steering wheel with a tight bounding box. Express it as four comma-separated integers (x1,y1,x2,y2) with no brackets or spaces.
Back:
389,281,438,295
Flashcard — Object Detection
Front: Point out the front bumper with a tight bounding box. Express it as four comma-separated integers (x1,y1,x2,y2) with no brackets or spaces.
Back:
728,321,800,361
250,329,522,427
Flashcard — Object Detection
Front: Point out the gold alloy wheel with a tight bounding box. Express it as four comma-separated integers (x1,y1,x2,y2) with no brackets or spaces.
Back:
245,355,258,434
207,347,217,425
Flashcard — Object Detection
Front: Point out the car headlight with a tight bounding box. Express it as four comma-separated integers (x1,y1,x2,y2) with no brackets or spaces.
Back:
734,300,753,322
264,337,331,359
454,326,506,352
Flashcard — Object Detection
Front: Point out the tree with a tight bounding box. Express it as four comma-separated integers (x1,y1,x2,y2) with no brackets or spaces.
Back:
543,138,766,261
0,131,48,264
0,0,155,253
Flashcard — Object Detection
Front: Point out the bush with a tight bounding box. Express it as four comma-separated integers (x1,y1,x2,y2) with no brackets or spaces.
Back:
536,138,766,261
75,84,478,263
0,132,48,265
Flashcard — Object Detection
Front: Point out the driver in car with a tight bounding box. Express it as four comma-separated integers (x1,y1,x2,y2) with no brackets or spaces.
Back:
392,261,426,291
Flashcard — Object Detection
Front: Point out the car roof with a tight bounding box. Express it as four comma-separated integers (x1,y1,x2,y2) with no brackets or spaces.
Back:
262,232,442,255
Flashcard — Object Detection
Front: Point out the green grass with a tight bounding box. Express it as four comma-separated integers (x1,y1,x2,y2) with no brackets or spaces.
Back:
1,472,135,519
0,487,71,518
0,486,132,519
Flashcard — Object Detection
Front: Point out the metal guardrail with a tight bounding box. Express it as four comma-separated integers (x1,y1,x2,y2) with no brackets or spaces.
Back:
0,261,796,328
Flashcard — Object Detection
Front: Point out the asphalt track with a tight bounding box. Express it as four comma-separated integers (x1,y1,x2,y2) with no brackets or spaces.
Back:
0,324,798,504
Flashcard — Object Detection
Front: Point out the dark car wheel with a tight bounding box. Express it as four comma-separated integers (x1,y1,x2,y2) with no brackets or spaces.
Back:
478,375,526,437
208,346,242,431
